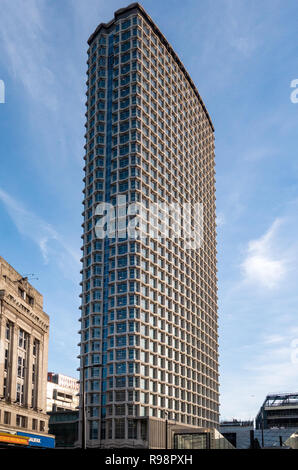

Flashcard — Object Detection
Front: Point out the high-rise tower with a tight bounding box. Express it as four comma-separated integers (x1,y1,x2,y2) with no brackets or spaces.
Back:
79,3,219,448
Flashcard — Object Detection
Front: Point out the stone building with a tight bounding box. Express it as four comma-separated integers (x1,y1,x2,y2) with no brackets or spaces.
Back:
0,256,51,441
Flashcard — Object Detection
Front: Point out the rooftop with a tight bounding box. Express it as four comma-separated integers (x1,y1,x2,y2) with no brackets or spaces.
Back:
87,2,214,132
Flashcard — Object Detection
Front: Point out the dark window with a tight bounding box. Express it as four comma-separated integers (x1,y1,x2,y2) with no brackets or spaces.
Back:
4,411,11,425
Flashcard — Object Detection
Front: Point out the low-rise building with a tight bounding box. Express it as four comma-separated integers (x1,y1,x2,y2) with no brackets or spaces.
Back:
220,412,298,449
47,372,79,412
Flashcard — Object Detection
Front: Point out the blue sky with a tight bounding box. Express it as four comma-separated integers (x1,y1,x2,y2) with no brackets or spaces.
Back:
0,0,297,421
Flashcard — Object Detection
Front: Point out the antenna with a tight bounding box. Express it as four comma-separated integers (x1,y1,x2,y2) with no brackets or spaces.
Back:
14,274,39,283
25,274,39,282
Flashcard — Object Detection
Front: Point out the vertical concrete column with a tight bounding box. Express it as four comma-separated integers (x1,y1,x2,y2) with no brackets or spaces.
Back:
42,333,49,413
125,416,128,441
36,338,43,411
0,313,6,394
111,417,115,442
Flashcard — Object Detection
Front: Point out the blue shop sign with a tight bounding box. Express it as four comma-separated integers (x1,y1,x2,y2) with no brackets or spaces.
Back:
16,432,55,448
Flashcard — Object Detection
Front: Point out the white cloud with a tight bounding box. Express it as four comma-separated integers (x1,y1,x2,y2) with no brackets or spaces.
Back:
241,218,286,289
0,0,58,110
0,0,86,175
0,188,80,280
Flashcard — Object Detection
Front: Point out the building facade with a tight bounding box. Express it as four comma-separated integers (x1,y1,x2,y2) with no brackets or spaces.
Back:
256,393,298,430
79,3,219,448
219,424,298,449
0,256,53,446
47,372,79,412
220,420,254,449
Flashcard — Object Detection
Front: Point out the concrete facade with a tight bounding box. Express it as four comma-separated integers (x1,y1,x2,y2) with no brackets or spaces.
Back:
79,3,219,448
256,393,298,430
47,372,79,412
0,256,50,437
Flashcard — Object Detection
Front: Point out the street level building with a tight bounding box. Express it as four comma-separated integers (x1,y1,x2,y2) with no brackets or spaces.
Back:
47,372,79,412
0,256,54,447
79,3,219,448
48,410,79,448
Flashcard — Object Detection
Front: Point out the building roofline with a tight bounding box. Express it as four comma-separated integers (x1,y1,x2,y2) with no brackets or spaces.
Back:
0,255,43,298
87,2,214,132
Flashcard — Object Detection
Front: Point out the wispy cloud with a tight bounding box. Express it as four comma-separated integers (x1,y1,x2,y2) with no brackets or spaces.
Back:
220,208,298,419
241,218,286,289
0,0,58,110
263,334,286,345
0,0,86,201
245,333,298,395
0,188,80,279
221,330,298,420
216,212,226,227
242,145,279,163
